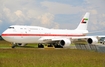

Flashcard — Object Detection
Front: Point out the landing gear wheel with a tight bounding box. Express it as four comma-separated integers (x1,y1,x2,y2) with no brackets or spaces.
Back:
12,45,16,48
48,44,53,47
54,44,63,48
11,43,17,48
38,44,44,48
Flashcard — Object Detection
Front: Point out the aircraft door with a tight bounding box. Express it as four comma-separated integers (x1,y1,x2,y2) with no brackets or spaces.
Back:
22,27,28,38
19,27,28,38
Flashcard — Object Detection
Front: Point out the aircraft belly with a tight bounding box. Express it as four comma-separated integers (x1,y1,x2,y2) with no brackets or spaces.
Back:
2,36,41,43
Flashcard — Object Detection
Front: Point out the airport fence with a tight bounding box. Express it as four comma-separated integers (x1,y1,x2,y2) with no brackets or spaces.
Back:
75,44,105,53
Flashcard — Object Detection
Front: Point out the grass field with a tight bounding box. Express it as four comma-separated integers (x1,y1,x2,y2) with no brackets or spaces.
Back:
0,41,105,67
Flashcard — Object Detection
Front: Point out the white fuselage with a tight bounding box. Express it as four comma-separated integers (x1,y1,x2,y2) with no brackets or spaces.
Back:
2,25,88,43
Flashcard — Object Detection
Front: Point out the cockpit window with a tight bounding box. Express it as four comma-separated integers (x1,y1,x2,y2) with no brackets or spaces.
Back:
8,27,14,29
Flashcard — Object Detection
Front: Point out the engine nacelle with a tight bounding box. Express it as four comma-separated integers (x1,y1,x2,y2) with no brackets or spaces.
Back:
59,39,71,47
17,43,27,46
87,37,98,44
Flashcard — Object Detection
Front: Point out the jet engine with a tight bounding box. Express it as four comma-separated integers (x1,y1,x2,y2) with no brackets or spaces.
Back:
87,37,98,44
59,39,71,47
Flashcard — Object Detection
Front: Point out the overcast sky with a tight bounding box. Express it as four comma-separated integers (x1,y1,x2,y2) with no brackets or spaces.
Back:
0,0,105,35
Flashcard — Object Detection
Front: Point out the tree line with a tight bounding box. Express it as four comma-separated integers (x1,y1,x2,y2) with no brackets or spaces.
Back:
0,36,4,40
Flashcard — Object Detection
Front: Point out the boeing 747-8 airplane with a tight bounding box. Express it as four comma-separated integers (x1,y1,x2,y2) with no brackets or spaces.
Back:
1,12,98,48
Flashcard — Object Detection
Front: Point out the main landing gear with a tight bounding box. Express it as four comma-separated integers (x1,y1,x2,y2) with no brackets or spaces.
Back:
38,44,44,48
11,43,63,48
38,43,63,48
53,44,63,48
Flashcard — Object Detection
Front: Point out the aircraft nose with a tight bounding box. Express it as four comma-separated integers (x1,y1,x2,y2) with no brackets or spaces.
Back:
2,31,5,37
2,30,7,36
1,30,9,40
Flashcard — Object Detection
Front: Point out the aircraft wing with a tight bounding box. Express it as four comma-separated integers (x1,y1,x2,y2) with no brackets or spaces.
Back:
38,35,105,44
71,36,98,39
39,36,98,41
71,35,105,40
39,37,67,43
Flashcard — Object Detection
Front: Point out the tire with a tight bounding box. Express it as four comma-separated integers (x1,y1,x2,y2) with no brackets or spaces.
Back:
38,44,44,48
48,44,53,47
12,45,16,48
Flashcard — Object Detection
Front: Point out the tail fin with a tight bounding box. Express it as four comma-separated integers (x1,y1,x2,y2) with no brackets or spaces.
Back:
75,12,90,30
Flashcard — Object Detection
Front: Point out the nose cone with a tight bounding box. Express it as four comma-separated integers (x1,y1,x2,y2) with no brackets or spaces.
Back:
1,29,11,42
1,30,7,39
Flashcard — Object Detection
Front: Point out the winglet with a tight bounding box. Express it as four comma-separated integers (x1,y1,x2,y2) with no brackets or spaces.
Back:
75,12,90,30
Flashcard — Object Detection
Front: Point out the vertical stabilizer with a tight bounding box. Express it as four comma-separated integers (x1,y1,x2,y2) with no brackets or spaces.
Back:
76,12,90,30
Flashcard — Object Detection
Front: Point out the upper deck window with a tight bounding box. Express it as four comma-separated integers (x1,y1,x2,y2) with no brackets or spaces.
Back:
8,27,14,29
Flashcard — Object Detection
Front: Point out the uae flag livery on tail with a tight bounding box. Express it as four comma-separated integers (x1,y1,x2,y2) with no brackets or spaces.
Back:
76,12,90,30
81,18,88,23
